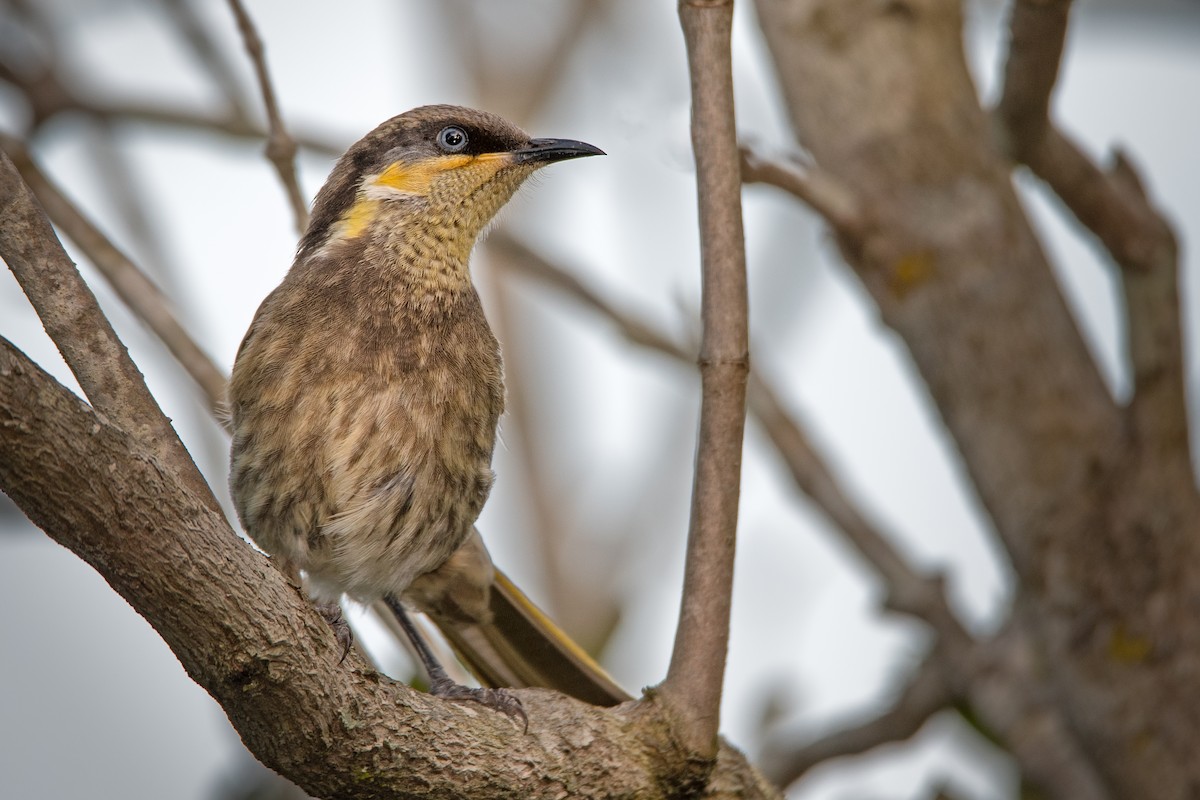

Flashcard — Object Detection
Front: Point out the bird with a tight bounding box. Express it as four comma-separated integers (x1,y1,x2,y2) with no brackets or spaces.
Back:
227,104,627,717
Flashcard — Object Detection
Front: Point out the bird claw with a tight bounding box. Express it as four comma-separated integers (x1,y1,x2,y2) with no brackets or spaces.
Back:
315,602,354,663
429,677,527,729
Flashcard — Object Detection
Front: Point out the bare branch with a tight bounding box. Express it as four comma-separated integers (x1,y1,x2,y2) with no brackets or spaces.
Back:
163,0,255,120
1023,132,1182,445
485,264,575,617
746,372,969,644
453,0,606,124
224,0,309,233
0,43,342,156
658,0,750,758
81,100,342,156
491,233,684,357
761,655,953,786
0,337,778,799
513,1,605,122
994,0,1073,152
496,233,970,643
0,149,215,508
1,134,228,416
497,236,1112,796
739,145,862,235
995,1,1186,455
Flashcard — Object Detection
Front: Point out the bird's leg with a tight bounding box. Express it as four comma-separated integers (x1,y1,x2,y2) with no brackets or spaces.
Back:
384,595,526,725
273,556,354,662
315,601,354,663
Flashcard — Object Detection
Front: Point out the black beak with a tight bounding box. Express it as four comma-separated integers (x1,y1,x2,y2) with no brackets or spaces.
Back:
512,138,605,164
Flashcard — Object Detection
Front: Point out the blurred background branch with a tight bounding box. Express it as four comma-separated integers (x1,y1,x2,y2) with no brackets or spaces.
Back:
1,1,1197,799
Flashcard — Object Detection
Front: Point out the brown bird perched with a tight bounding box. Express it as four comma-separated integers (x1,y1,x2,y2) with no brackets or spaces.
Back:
228,105,625,717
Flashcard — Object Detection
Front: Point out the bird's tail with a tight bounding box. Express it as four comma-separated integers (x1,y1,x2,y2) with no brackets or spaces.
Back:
378,569,631,707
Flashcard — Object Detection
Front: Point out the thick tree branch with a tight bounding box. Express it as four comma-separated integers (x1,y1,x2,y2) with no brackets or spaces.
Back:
755,0,1200,794
0,336,779,800
661,0,750,760
0,150,214,508
1,135,229,415
224,0,309,233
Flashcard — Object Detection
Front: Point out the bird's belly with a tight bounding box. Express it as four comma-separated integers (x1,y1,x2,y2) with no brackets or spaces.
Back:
231,377,497,604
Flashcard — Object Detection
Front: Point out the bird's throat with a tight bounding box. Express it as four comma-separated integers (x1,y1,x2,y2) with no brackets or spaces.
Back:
336,200,477,310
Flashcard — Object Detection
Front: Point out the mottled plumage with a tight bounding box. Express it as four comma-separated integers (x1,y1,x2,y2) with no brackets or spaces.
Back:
229,106,601,622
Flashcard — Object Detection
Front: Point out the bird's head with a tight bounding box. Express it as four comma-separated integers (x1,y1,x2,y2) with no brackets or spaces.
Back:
300,105,603,261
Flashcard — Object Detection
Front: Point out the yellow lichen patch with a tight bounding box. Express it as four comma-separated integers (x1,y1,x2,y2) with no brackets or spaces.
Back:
887,251,936,298
1109,624,1153,664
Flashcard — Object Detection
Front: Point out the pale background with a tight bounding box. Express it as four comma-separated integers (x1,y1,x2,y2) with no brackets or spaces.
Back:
1,1,1197,797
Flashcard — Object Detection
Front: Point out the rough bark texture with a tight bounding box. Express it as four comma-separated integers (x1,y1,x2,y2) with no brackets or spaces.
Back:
753,0,1200,796
0,338,778,800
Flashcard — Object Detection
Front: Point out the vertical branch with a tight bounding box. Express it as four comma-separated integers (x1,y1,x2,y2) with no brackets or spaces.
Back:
993,0,1072,154
225,0,309,233
660,0,749,758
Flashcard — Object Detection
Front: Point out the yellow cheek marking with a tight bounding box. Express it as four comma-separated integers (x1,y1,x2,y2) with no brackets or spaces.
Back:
373,152,512,197
375,154,474,196
339,198,379,239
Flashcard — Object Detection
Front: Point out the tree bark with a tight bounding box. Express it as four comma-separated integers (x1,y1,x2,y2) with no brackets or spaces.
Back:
0,336,778,799
753,0,1200,796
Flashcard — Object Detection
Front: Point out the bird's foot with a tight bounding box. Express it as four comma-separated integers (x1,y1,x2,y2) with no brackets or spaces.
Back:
315,601,353,663
429,676,527,728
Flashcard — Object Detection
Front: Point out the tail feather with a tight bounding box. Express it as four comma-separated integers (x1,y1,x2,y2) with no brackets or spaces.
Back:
390,568,632,707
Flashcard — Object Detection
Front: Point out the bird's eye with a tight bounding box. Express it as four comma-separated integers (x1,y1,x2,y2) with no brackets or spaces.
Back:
436,126,468,153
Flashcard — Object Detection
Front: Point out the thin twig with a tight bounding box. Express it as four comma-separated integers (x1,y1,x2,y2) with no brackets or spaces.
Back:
0,44,342,156
0,149,217,509
494,233,968,641
2,134,229,417
739,145,862,235
659,0,750,758
163,0,255,121
513,1,604,123
1024,131,1182,448
82,101,341,156
451,0,604,124
224,0,309,233
746,372,968,643
485,258,574,618
760,654,953,786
